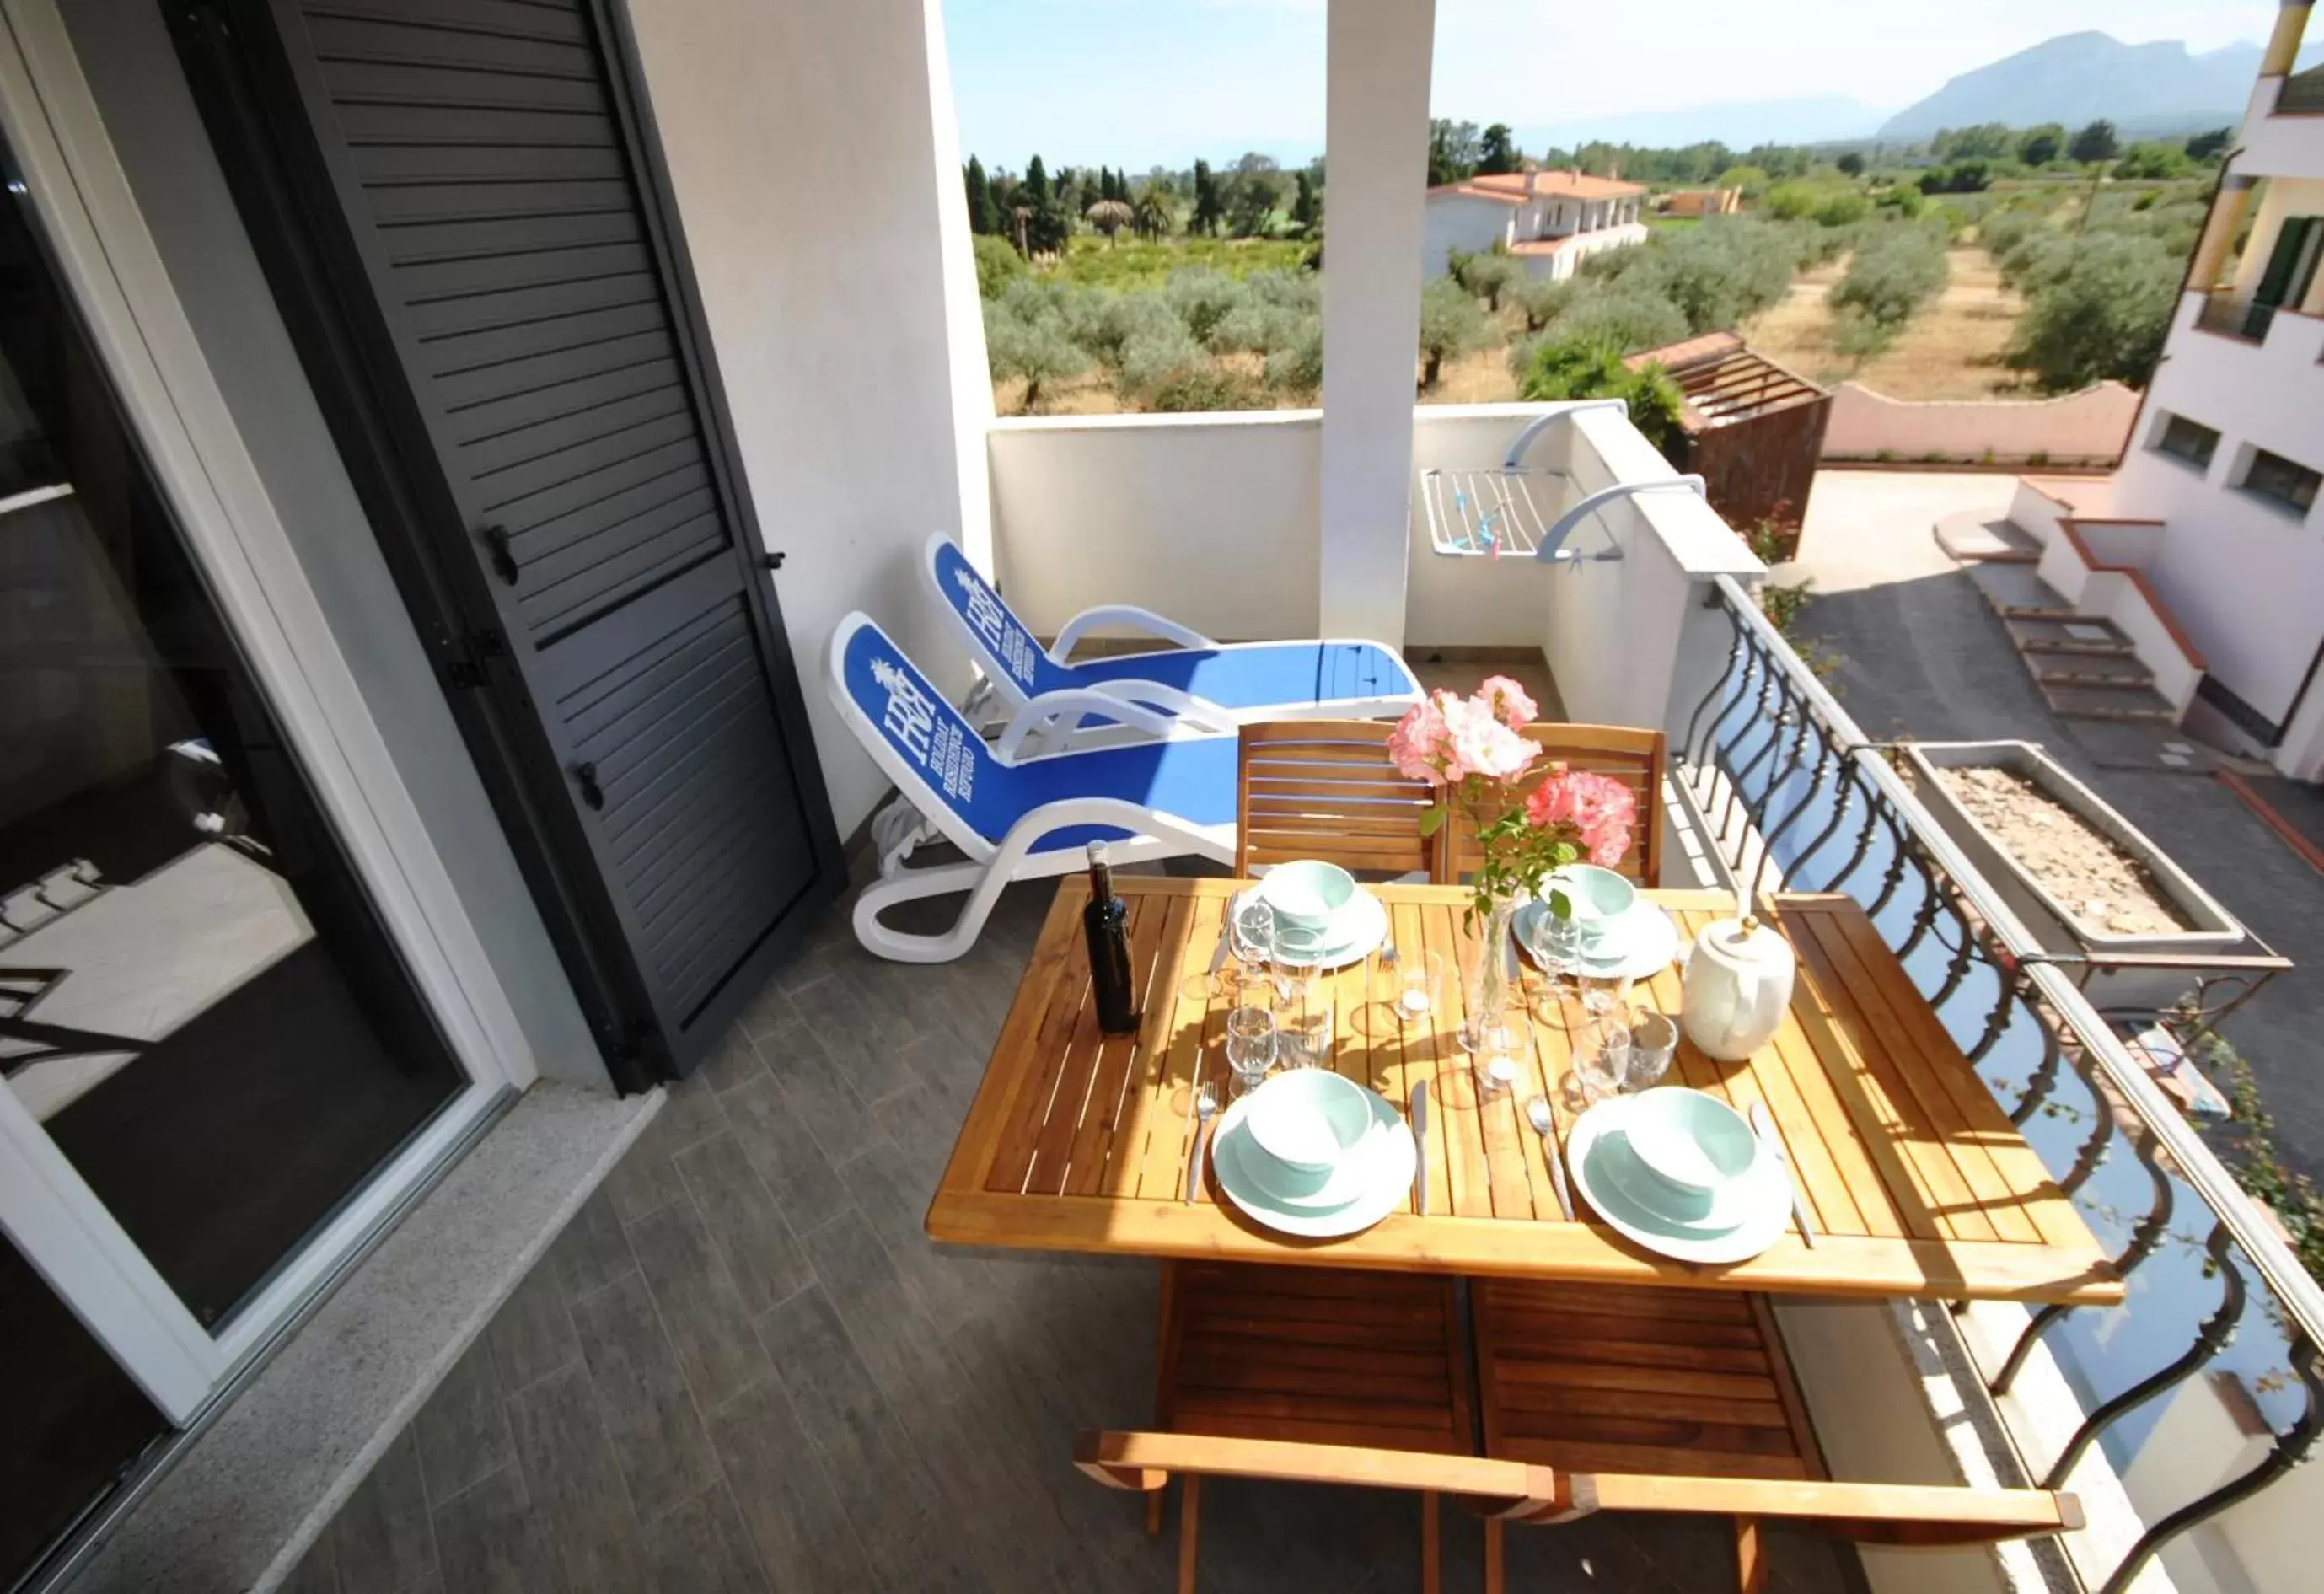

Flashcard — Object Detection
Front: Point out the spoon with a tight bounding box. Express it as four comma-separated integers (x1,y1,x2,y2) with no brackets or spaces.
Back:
1525,1094,1575,1221
1186,1081,1219,1205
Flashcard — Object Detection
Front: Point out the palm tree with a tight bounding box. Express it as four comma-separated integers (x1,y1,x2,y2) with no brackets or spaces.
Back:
1085,198,1133,245
1131,186,1172,242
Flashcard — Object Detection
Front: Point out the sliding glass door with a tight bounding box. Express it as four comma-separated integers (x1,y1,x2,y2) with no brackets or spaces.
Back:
0,43,498,1586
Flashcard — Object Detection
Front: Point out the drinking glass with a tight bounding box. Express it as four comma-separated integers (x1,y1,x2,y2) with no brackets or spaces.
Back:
1474,1018,1524,1097
1225,1005,1275,1087
1626,1010,1679,1090
1524,908,1584,1023
1394,948,1445,1021
1573,1013,1632,1103
1275,983,1335,1070
1229,895,1276,996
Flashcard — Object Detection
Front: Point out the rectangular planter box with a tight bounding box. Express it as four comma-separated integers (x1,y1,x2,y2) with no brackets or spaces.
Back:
1902,740,2247,1012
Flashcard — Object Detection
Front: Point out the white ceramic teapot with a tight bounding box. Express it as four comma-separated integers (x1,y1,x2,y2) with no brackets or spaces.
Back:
1680,915,1795,1062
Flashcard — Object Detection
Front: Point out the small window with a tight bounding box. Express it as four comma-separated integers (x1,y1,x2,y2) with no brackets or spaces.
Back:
2240,448,2321,516
2151,413,2219,472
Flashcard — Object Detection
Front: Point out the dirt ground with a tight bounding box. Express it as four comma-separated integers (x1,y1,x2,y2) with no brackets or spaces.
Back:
1744,248,2028,399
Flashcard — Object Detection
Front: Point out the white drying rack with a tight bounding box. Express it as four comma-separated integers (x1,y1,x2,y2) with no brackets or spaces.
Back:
1418,400,1705,566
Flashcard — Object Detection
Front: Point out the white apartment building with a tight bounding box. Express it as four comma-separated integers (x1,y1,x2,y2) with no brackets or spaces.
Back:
2115,2,2324,774
1420,168,1647,280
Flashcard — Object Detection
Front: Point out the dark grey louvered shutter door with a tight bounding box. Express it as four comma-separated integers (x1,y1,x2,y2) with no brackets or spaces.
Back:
266,0,835,1064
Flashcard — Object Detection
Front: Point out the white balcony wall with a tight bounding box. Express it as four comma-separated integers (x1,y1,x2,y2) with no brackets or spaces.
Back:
626,0,992,835
2118,289,2324,736
985,404,1762,724
2241,92,2324,181
988,411,1323,641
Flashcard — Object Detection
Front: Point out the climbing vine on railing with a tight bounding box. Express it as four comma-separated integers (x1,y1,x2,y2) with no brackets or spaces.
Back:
2201,1033,2324,1286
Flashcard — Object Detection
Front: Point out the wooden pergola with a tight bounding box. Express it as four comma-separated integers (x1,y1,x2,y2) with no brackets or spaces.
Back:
1628,331,1831,556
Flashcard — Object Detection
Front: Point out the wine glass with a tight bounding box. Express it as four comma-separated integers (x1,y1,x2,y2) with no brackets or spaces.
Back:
1225,1005,1275,1087
1229,895,1275,997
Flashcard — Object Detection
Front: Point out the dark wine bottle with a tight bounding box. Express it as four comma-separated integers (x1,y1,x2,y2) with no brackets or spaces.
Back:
1082,841,1141,1034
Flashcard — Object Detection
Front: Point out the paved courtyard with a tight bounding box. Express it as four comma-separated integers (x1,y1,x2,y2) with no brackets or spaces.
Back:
1790,470,2324,1177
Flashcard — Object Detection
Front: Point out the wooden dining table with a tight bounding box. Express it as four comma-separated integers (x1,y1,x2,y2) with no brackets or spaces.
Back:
926,877,2122,1306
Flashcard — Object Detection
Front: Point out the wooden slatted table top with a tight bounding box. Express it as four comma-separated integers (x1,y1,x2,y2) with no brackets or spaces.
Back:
928,878,2120,1305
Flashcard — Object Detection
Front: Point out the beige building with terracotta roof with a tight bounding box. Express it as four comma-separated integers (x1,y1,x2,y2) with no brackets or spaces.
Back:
1421,168,1647,280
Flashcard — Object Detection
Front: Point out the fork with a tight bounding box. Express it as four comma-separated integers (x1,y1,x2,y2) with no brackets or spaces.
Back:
1186,1081,1219,1205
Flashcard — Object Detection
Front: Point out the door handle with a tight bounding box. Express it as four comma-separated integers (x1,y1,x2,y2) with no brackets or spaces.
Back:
760,550,786,571
572,760,604,811
480,524,519,586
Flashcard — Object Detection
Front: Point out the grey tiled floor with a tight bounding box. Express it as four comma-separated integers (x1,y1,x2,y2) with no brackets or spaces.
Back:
287,880,1862,1593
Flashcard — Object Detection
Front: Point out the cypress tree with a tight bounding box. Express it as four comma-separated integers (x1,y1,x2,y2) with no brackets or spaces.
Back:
964,156,996,234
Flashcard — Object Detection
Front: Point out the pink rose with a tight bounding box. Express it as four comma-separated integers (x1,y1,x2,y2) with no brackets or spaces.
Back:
1442,695,1538,782
1387,697,1456,784
1525,766,1638,867
1476,674,1538,730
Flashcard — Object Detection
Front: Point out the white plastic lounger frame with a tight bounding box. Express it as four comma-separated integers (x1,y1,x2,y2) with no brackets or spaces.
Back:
920,532,1422,725
824,614,1236,963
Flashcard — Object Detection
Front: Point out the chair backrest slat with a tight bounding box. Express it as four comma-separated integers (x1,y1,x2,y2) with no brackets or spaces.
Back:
1436,722,1666,888
1235,720,1437,878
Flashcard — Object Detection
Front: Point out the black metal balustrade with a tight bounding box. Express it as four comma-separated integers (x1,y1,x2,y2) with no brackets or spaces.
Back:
1673,573,2323,1594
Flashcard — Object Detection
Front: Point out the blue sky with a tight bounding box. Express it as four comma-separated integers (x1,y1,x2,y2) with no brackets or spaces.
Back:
942,0,2282,169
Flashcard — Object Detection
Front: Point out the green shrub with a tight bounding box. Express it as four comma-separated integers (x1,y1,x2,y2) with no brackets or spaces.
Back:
974,233,1026,298
1514,335,1686,455
1162,268,1249,342
1830,221,1948,330
1814,191,1870,228
983,300,1087,411
1505,273,1577,333
1828,306,1894,362
1457,251,1522,311
1545,282,1689,353
1417,276,1491,389
2005,232,2179,390
1264,327,1324,394
2113,142,2191,181
1607,218,1800,335
1206,298,1305,356
1075,291,1187,367
1114,325,1208,399
1147,365,1266,412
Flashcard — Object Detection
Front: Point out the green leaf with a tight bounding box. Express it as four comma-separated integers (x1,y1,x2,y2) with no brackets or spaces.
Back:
1548,888,1572,920
1419,805,1445,837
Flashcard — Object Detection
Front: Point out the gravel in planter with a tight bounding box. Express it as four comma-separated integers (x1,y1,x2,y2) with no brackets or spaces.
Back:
1929,765,2195,937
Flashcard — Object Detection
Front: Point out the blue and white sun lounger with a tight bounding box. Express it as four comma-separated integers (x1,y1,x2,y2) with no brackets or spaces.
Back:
922,534,1423,740
827,612,1237,962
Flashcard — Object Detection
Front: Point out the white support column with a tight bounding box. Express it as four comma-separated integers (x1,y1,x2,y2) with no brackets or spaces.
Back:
1318,0,1435,643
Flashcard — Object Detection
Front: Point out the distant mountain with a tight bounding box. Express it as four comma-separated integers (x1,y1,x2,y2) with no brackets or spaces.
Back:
1879,31,2324,140
1513,95,1884,154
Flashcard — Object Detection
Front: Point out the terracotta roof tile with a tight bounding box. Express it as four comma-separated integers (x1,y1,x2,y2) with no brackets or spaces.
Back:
1425,170,1645,204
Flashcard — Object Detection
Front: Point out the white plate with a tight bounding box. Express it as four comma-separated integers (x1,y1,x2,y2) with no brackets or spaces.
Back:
1268,889,1388,970
1211,1085,1415,1238
1516,899,1681,981
1565,1094,1792,1265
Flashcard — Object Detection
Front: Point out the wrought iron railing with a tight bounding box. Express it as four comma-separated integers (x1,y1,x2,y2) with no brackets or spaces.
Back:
2195,291,2277,343
1674,574,2322,1594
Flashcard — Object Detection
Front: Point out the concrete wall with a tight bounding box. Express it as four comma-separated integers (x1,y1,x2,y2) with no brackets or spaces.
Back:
1822,381,2138,464
986,411,1323,641
2033,531,2203,715
67,0,603,1083
2241,96,2324,182
985,402,1763,679
625,0,991,838
2117,288,2324,734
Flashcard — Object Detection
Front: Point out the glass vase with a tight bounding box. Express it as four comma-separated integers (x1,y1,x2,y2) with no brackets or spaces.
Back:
1459,889,1525,1060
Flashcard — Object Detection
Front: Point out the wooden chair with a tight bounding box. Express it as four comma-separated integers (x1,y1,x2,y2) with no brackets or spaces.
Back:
1234,720,1439,879
1470,1278,2080,1591
1092,1262,1473,1591
1435,723,1667,888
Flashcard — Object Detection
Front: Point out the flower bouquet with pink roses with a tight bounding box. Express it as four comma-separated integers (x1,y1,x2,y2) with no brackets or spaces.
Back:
1387,677,1639,925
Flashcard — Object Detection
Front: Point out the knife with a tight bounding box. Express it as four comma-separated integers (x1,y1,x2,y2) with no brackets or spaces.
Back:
1409,1080,1430,1216
1207,892,1240,977
1749,1101,1816,1247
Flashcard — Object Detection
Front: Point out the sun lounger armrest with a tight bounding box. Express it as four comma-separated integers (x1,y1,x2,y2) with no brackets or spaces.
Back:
1052,604,1214,659
996,690,1205,760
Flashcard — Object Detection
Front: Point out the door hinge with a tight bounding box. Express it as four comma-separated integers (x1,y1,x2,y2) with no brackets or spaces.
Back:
446,625,507,688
